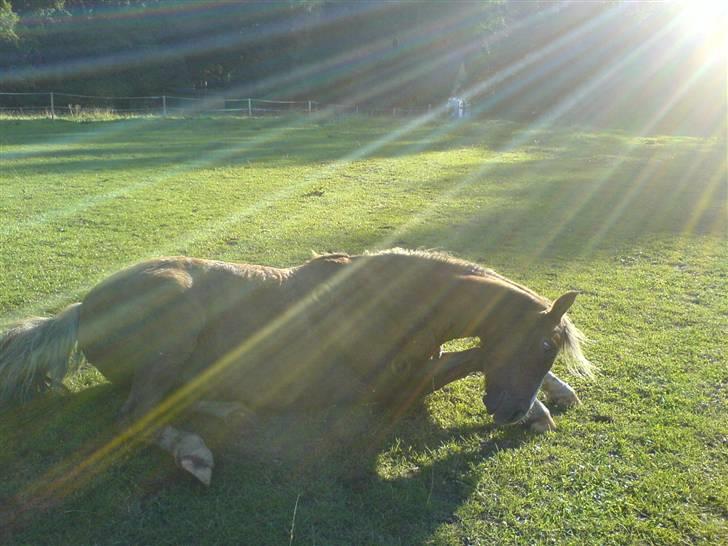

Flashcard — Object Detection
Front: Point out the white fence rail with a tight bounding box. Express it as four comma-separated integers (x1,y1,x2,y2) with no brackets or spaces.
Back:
0,91,433,118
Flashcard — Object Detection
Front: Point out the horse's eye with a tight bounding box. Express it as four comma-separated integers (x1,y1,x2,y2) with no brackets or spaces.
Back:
542,340,555,353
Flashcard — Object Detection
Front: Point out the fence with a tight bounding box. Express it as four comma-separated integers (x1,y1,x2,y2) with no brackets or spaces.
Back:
0,91,434,118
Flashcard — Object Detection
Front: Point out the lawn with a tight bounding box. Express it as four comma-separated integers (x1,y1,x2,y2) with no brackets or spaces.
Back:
0,116,725,545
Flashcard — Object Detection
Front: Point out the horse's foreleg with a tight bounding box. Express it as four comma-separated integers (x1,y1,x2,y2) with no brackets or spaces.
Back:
541,371,581,407
413,352,559,433
521,372,580,433
522,399,557,433
522,373,580,433
401,353,576,433
380,349,481,411
407,348,483,397
156,425,214,486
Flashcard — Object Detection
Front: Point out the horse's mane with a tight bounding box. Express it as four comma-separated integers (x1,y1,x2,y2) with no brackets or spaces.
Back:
314,248,595,378
366,247,490,276
560,315,595,378
370,248,549,304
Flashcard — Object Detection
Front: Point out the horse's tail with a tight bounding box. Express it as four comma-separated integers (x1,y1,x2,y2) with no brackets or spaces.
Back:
0,303,82,404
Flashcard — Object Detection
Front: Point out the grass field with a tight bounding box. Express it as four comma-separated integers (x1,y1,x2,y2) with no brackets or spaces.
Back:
0,116,726,545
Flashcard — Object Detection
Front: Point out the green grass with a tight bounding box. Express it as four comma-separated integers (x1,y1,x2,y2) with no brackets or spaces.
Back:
0,116,725,545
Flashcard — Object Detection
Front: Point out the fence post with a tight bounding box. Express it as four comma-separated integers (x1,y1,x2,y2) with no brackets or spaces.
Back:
50,92,55,120
248,98,252,117
308,100,312,114
162,95,167,117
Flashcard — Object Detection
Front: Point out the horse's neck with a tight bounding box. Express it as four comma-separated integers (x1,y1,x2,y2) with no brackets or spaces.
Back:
442,275,546,341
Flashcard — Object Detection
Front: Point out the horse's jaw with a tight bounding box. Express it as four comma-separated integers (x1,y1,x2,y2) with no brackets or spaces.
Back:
483,390,537,426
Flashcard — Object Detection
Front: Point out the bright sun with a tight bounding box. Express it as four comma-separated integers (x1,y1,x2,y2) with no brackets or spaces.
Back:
673,0,728,62
675,0,727,39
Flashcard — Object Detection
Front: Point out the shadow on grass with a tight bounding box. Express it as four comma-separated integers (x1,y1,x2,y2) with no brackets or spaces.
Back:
0,117,526,175
372,142,725,263
5,117,723,264
0,381,536,545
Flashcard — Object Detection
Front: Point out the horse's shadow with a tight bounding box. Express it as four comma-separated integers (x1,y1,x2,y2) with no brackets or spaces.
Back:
1,385,537,544
182,392,536,542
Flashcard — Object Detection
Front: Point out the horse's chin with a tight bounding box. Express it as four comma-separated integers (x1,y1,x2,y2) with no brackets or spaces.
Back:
483,392,525,425
492,408,529,426
485,395,531,426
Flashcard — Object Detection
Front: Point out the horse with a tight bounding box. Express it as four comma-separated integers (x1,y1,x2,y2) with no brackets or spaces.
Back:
0,248,592,485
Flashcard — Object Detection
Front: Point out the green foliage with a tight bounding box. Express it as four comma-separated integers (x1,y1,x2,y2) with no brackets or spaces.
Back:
9,0,64,14
0,0,18,42
0,118,725,544
0,2,529,101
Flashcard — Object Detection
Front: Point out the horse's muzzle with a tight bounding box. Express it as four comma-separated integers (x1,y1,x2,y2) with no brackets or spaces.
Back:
483,392,529,426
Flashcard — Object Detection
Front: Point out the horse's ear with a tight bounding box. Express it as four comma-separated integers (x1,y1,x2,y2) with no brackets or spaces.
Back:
546,291,578,322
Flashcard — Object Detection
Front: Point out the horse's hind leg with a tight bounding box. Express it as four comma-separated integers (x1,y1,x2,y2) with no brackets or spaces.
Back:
156,425,214,486
83,268,215,484
117,354,216,485
117,356,183,424
117,358,216,485
542,371,581,407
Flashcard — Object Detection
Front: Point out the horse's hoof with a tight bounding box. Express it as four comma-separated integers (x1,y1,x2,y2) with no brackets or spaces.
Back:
522,399,557,433
548,388,581,408
529,416,557,433
180,456,213,486
175,435,215,486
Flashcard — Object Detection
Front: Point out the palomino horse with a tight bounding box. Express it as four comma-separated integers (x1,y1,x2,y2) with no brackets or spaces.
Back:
0,249,592,485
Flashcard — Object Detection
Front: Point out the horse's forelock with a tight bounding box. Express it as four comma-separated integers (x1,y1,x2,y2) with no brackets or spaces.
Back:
560,315,595,378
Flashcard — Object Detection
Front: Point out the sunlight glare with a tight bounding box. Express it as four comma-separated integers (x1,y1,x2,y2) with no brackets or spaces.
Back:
675,0,728,52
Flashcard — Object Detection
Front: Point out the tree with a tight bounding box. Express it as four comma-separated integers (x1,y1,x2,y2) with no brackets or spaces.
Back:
0,0,19,42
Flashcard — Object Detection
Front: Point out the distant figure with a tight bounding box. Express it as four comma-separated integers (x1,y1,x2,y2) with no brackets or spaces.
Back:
448,97,465,119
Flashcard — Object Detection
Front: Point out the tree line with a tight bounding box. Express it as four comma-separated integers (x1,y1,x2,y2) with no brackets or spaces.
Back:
1,1,723,133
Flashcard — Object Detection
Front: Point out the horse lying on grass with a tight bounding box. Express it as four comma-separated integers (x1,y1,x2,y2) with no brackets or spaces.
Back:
0,249,592,485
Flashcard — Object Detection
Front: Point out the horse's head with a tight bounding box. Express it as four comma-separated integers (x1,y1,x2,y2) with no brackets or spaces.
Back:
481,291,579,426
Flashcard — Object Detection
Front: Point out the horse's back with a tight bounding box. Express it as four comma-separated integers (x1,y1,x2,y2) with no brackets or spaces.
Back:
73,251,475,407
78,256,299,386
